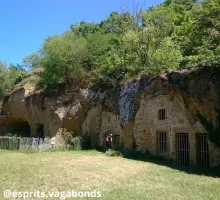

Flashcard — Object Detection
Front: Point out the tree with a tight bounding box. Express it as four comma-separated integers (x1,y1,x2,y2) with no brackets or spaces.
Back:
142,6,174,36
0,61,10,98
70,21,100,37
8,64,26,85
149,37,182,74
90,3,182,88
122,30,182,76
175,0,220,67
39,31,89,94
100,11,135,34
164,0,196,8
117,5,181,76
22,51,42,69
15,0,220,95
191,0,220,54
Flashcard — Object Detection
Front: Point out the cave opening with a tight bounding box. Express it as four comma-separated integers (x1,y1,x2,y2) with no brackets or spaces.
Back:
35,123,45,139
0,117,31,137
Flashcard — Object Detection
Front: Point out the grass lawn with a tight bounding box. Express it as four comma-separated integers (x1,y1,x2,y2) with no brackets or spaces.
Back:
0,150,219,200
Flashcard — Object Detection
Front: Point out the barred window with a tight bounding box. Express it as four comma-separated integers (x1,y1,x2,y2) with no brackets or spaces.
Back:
158,109,166,120
157,131,167,152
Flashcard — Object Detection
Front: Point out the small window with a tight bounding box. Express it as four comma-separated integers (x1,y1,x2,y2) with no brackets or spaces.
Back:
157,131,167,152
158,109,166,120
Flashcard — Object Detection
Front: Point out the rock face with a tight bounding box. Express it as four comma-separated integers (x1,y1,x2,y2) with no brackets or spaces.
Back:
0,67,220,167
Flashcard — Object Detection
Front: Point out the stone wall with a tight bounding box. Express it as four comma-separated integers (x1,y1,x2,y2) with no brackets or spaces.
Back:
82,106,122,146
131,94,220,167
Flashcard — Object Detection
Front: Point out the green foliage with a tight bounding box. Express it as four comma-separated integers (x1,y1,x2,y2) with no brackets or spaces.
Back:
90,5,182,89
100,11,135,34
39,31,89,94
105,149,123,157
3,0,218,96
63,131,100,150
22,51,42,69
121,30,182,76
0,61,27,99
191,0,220,53
172,0,220,67
0,61,10,98
82,132,100,150
142,6,174,37
58,132,83,150
3,131,29,138
87,32,120,69
164,0,196,9
70,137,83,150
8,64,26,85
3,133,16,137
70,21,100,37
197,108,220,148
150,37,182,74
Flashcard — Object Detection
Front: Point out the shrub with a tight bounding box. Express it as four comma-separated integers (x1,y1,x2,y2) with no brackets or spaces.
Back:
71,137,83,150
63,131,84,150
82,132,100,150
105,149,123,157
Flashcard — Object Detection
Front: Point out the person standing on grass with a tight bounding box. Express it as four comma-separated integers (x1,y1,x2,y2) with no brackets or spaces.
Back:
105,134,113,150
105,135,110,150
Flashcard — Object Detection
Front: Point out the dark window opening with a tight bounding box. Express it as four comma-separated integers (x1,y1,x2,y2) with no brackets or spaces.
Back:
35,123,44,139
158,109,166,120
157,131,167,152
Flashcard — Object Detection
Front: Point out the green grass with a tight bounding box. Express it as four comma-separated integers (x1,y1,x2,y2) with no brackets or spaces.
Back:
0,150,219,200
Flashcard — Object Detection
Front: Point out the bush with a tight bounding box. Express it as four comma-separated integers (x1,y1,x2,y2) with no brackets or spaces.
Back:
82,132,100,150
4,133,16,137
105,149,123,157
62,132,84,150
71,137,83,150
62,131,101,150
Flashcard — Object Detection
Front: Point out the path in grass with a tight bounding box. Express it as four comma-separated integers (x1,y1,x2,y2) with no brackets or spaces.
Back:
0,150,219,200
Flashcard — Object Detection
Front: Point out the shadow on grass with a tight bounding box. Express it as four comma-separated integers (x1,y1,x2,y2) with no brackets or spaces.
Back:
2,147,219,178
120,149,220,178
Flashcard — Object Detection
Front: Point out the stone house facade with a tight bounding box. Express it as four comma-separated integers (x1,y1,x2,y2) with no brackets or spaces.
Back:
121,94,220,168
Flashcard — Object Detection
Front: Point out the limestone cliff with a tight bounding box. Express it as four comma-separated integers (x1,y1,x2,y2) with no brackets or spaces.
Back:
0,67,219,166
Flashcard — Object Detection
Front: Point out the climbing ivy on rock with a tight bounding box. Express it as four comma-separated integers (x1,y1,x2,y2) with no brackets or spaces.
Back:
197,108,220,148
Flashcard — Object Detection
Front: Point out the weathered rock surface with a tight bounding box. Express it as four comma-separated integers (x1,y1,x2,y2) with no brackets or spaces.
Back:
0,67,219,166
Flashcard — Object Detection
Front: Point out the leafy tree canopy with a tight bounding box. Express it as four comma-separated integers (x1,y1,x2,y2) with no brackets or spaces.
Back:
1,0,219,97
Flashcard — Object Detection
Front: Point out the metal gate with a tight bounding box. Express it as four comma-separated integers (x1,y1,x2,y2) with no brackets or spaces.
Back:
176,133,189,167
196,134,209,168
